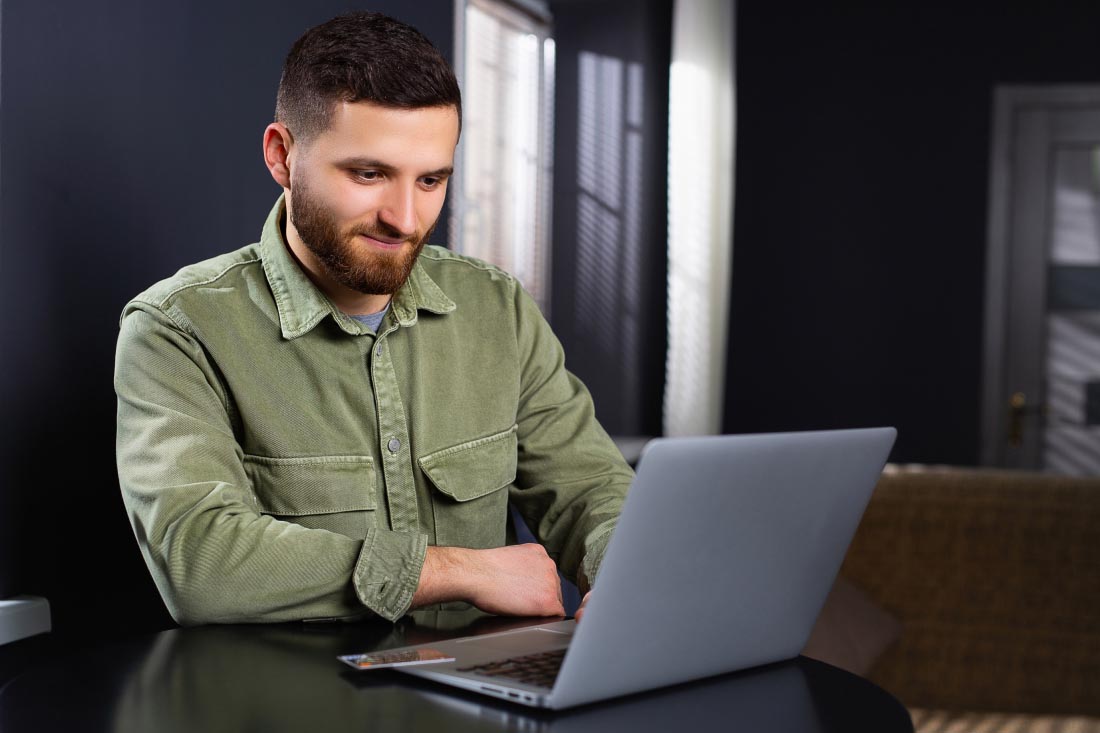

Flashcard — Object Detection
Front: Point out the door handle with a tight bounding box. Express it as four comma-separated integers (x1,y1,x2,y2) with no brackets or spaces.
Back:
1008,392,1044,447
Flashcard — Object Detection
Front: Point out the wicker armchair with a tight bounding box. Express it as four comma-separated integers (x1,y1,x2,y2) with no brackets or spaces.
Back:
839,465,1100,731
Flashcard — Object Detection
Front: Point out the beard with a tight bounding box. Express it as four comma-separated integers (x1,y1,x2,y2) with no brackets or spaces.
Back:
288,175,434,296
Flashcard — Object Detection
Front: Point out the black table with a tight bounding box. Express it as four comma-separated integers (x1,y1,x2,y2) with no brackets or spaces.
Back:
0,610,913,732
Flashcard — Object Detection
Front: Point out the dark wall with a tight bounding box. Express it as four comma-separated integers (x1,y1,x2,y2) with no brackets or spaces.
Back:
0,0,453,632
727,3,1100,464
549,0,671,438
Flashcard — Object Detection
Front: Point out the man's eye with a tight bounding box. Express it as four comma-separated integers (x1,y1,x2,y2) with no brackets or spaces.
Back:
420,177,442,189
354,170,382,182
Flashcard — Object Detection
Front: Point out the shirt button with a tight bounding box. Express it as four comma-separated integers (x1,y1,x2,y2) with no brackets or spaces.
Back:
376,344,383,357
387,437,401,453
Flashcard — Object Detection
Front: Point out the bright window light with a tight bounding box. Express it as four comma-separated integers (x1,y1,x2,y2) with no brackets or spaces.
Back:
452,0,555,313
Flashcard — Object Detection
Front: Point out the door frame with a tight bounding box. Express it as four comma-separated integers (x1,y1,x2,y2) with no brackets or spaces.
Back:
981,84,1100,467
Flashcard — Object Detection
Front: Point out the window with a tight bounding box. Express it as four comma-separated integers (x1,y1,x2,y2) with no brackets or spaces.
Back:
452,0,556,312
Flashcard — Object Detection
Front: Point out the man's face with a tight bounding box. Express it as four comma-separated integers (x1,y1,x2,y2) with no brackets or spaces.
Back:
285,101,459,300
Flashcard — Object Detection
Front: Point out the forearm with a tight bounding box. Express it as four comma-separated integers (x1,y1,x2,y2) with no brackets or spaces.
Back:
511,353,631,585
132,488,366,624
410,544,564,617
124,460,430,625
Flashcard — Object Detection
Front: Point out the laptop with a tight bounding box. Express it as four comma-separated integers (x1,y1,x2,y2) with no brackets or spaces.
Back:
340,427,896,709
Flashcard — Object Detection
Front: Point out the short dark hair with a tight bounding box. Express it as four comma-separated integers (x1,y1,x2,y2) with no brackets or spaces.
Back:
275,12,462,144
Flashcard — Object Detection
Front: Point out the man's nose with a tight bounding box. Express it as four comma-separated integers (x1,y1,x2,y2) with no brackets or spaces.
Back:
378,183,417,238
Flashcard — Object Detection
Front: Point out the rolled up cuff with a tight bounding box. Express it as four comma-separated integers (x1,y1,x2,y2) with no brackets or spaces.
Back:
353,527,428,622
580,518,618,590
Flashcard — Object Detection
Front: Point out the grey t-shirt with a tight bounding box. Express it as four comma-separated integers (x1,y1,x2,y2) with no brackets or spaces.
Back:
350,305,390,333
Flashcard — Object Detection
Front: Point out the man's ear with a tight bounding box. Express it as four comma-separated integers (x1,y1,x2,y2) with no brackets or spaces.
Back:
263,123,294,188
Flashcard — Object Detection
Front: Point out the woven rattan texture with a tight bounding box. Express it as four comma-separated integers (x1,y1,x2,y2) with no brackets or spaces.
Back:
840,466,1100,715
911,708,1100,733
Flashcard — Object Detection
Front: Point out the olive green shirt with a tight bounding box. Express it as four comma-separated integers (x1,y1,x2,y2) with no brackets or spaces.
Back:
115,198,632,625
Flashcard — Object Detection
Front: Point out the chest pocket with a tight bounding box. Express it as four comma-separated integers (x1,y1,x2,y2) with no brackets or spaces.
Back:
243,454,376,540
419,425,518,549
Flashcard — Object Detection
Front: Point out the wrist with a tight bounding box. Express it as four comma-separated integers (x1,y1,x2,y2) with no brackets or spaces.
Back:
411,545,475,608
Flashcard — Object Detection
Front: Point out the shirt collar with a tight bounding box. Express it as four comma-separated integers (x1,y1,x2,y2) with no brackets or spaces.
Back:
259,196,456,340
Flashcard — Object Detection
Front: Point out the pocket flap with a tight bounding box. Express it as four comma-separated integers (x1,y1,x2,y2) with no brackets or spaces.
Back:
243,455,376,516
418,426,518,502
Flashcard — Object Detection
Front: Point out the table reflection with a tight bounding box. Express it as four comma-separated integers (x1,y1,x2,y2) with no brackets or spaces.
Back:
1,610,911,732
111,610,554,733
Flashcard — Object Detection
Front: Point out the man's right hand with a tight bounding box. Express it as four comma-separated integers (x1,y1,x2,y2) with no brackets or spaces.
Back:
411,544,565,617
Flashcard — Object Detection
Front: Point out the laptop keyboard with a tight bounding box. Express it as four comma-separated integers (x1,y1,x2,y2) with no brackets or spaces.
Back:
456,648,566,689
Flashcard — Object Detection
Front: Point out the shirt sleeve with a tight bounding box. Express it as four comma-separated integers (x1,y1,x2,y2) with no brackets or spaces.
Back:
507,285,633,591
115,305,426,624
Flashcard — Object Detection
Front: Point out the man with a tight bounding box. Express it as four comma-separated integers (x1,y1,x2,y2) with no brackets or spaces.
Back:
114,12,632,625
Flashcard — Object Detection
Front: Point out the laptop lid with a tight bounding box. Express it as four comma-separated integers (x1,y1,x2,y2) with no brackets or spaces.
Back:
547,427,896,708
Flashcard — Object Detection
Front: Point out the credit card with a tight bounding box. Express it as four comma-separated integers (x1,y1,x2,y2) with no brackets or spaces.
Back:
339,648,455,670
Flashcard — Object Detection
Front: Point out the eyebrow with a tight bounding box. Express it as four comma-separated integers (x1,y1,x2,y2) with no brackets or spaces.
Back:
336,157,454,178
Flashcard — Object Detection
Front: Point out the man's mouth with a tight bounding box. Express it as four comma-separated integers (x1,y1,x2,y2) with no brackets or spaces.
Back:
357,233,407,250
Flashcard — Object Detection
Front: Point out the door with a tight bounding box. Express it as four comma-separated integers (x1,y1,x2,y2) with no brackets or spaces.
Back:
982,86,1100,475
